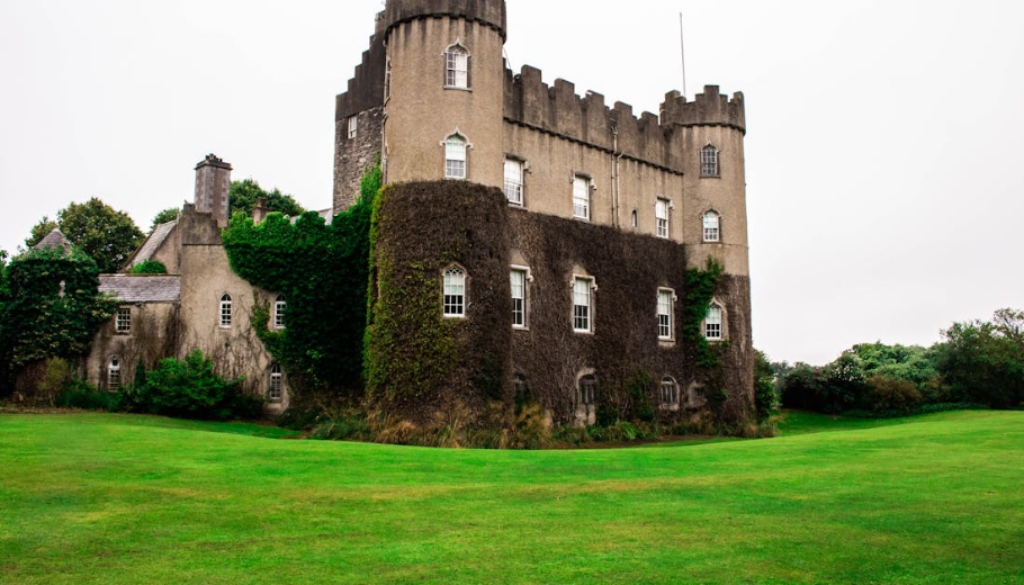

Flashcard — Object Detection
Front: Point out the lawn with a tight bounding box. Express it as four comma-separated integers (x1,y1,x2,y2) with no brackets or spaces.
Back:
1,411,1021,585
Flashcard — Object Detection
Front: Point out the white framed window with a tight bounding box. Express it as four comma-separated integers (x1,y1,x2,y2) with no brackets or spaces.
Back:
658,289,675,341
445,134,468,180
656,198,670,239
573,176,590,220
660,377,679,405
116,307,131,334
348,116,358,140
511,268,528,329
274,296,286,330
705,303,723,341
573,277,594,333
504,158,524,205
220,294,232,328
384,59,392,101
701,144,720,177
443,267,466,318
269,364,283,403
579,374,597,406
108,358,121,391
445,45,469,89
703,211,721,243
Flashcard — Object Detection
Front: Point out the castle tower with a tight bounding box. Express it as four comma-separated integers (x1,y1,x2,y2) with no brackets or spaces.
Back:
194,154,232,227
381,0,508,188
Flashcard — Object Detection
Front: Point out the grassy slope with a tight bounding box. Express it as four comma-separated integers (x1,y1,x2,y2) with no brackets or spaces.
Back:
0,411,1021,585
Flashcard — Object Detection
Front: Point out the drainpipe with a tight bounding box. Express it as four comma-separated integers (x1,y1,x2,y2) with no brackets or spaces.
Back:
612,128,623,228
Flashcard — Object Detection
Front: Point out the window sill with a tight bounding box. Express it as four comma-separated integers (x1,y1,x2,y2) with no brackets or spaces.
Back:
513,325,530,332
658,339,676,347
444,86,473,92
115,332,132,336
443,315,466,320
700,175,722,180
573,329,594,336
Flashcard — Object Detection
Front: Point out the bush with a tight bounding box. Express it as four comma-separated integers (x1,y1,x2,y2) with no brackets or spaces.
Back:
129,261,167,275
55,379,120,411
124,350,263,421
863,375,923,413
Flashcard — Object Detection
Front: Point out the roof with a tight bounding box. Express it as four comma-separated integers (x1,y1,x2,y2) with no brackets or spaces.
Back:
33,229,74,252
99,275,180,303
127,220,177,269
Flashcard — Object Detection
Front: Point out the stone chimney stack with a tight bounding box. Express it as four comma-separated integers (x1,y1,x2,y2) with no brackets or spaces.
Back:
252,197,269,225
194,154,232,227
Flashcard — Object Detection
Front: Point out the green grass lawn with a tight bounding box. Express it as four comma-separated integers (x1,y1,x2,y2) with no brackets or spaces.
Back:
1,411,1021,585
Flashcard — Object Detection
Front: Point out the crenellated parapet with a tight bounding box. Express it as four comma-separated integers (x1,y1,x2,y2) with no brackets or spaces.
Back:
661,86,746,135
383,0,507,41
335,12,387,121
504,66,702,174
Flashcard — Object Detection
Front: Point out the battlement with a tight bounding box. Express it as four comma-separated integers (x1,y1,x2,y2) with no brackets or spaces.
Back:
383,0,507,41
661,87,746,134
335,21,386,121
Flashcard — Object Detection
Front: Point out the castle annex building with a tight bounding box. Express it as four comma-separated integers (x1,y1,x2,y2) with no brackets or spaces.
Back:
86,0,754,423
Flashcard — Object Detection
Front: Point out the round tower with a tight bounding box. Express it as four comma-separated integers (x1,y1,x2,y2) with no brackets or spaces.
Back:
382,0,508,188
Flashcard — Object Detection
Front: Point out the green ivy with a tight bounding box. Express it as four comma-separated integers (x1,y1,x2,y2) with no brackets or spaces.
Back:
682,258,729,406
129,260,167,275
0,246,117,386
222,159,382,396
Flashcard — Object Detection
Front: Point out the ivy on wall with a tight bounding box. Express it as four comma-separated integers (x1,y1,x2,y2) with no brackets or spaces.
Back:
0,246,117,388
222,161,382,396
682,258,729,409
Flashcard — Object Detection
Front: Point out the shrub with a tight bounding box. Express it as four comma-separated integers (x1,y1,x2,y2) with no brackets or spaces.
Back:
125,350,263,421
863,375,923,413
55,379,120,411
37,358,72,406
129,261,167,275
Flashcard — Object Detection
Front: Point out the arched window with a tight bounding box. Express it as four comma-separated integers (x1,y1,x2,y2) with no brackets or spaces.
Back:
274,296,286,330
660,377,679,405
631,209,639,228
108,358,121,391
705,303,724,341
703,211,721,243
579,374,597,406
445,134,468,180
268,364,283,402
219,294,233,328
443,267,466,318
445,44,469,89
701,144,720,177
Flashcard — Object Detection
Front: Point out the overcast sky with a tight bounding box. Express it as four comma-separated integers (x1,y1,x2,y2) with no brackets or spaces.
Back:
1,0,1022,365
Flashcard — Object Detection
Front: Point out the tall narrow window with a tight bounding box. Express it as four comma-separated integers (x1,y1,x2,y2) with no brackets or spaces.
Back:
445,45,469,89
116,307,132,334
445,135,467,180
504,158,524,205
511,269,527,329
579,374,597,406
269,364,283,402
631,209,639,228
108,358,121,391
658,289,674,341
573,277,593,333
220,294,232,328
274,296,286,330
660,377,679,405
513,373,529,403
443,267,466,318
705,304,723,341
573,176,590,220
348,116,358,139
656,199,670,238
701,145,719,177
384,59,392,101
703,211,721,242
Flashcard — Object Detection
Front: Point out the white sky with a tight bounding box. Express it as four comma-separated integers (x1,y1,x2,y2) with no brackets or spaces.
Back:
1,0,1022,365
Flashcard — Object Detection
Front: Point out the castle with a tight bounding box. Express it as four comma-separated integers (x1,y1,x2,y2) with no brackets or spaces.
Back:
83,0,754,425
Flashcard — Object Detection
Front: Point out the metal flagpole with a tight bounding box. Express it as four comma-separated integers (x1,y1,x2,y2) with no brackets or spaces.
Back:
680,12,688,99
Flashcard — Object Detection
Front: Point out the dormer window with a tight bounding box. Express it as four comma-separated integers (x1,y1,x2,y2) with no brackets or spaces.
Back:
445,44,469,89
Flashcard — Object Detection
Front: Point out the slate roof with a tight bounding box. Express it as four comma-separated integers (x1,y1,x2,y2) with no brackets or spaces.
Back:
127,220,177,268
33,229,74,252
99,275,180,303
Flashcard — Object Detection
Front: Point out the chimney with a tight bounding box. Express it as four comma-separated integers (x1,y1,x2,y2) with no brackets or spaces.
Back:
195,154,232,227
252,197,269,225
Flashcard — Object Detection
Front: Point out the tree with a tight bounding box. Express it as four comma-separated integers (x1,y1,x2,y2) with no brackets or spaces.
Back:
754,349,780,421
935,309,1024,409
150,208,180,231
25,198,145,273
229,179,305,219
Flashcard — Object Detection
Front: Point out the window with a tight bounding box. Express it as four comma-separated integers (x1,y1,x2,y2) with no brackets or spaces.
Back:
269,364,283,403
445,45,469,89
220,294,232,328
511,269,528,329
656,199,670,238
108,358,121,391
513,372,529,402
384,59,392,101
348,116,358,140
443,267,466,318
504,158,524,205
631,209,639,228
579,374,597,406
660,377,679,405
573,277,593,333
705,303,723,341
703,211,721,243
116,307,131,334
573,176,590,220
701,145,719,177
658,289,674,340
274,297,286,330
445,134,467,180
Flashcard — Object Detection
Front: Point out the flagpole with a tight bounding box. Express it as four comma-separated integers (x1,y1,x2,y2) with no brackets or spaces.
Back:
680,12,688,99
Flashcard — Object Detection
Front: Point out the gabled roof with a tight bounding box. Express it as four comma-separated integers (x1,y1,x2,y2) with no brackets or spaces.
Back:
99,275,180,303
126,220,178,269
33,229,74,252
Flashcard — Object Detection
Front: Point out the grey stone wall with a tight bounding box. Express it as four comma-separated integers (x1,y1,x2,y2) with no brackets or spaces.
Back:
333,106,384,212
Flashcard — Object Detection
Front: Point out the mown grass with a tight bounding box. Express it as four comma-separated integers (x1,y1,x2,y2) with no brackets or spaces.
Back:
1,410,1021,584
